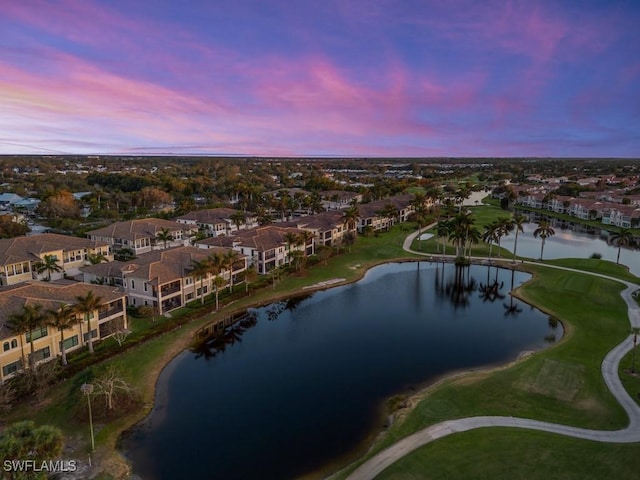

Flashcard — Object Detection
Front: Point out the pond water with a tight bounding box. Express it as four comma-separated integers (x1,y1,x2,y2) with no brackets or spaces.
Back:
122,262,560,480
501,213,640,275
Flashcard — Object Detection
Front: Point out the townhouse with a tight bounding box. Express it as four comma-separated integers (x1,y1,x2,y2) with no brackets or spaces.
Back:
175,208,257,237
196,225,312,274
281,211,356,247
356,194,417,233
0,281,127,383
0,233,112,286
81,246,247,314
86,218,198,256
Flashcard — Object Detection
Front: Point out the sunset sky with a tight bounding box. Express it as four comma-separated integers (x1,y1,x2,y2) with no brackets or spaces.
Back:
1,0,639,157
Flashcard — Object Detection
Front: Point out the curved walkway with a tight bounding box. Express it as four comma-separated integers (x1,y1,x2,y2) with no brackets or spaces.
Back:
346,230,640,480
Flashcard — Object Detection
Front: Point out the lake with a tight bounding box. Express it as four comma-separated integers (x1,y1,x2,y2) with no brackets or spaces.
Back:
501,213,640,275
122,262,560,480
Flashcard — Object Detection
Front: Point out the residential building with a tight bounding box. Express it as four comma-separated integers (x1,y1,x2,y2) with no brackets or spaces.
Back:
0,233,112,286
175,208,257,237
319,190,362,210
0,281,127,383
196,225,312,274
86,218,198,255
282,211,355,247
356,194,417,233
82,246,247,314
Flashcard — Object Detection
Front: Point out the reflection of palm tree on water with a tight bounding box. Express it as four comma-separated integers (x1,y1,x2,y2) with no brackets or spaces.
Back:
478,265,505,304
503,269,523,316
437,264,477,308
190,312,258,360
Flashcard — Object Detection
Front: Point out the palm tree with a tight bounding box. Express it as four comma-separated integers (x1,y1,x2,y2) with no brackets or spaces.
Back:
6,309,30,372
34,254,62,281
378,203,398,231
482,221,500,262
87,253,107,265
610,228,633,264
45,304,77,366
533,220,556,260
436,220,450,255
511,214,526,263
190,258,211,305
156,227,173,249
75,291,103,354
341,205,359,232
229,211,246,232
207,252,225,310
465,226,481,258
298,230,315,256
283,231,299,265
495,217,514,257
223,250,241,292
243,266,258,294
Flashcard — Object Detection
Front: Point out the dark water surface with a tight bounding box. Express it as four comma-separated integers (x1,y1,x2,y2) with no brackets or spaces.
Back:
122,262,560,480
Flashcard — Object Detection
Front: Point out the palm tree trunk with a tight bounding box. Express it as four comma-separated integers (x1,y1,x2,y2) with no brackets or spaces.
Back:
59,328,68,366
617,246,621,264
86,317,94,354
200,277,205,305
215,285,220,311
512,230,519,263
540,238,546,260
18,336,26,372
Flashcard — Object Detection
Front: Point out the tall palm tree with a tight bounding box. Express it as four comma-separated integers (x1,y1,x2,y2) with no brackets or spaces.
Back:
465,226,482,258
341,205,359,232
7,309,30,372
75,291,103,354
482,221,500,262
283,232,299,265
297,230,315,257
229,211,246,232
495,217,514,257
207,252,225,310
190,258,211,305
156,227,173,249
610,228,633,264
511,214,526,263
533,220,555,260
436,220,450,255
34,254,62,281
379,203,397,231
45,304,77,367
223,250,241,292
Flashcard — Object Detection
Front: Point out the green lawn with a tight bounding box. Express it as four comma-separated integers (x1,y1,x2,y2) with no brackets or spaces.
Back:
332,264,637,479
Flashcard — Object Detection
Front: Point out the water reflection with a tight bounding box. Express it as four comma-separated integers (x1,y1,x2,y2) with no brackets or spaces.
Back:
503,269,523,317
190,311,258,360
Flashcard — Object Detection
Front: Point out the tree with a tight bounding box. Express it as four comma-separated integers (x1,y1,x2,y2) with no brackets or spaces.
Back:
207,252,225,310
297,230,315,256
87,252,107,265
482,221,500,263
45,304,77,367
156,227,173,249
6,309,30,372
134,186,172,212
378,203,398,231
533,220,556,260
92,366,136,412
230,211,246,232
610,228,633,264
190,258,210,305
223,250,241,291
436,219,450,255
75,291,103,354
35,191,80,224
0,421,64,472
243,266,258,294
511,213,526,263
34,254,62,281
341,205,359,232
283,232,299,265
10,304,46,372
342,231,356,253
495,216,514,257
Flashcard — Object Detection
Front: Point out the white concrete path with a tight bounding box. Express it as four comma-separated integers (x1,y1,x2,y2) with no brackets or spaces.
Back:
346,230,640,480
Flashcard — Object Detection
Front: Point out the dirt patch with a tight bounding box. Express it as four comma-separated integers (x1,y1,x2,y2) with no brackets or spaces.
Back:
517,358,584,401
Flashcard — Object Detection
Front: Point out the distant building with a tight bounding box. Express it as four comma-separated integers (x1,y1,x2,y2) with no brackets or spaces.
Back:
175,208,257,237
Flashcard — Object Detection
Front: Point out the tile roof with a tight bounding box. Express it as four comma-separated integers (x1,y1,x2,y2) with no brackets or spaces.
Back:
87,218,195,241
0,233,108,265
0,281,125,340
176,208,252,224
197,225,307,251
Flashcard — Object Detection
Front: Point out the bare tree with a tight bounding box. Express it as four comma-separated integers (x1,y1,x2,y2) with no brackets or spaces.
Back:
92,366,136,412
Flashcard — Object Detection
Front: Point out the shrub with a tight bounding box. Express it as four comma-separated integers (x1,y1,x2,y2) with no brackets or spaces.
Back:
590,252,602,259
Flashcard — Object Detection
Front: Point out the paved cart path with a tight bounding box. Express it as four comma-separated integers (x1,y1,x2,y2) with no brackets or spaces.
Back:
345,230,640,480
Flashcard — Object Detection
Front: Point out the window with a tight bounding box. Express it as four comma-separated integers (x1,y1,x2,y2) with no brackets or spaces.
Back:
11,339,17,349
131,280,135,289
26,326,48,343
3,342,9,352
61,335,79,350
144,282,148,292
2,360,21,377
32,346,51,363
83,330,98,342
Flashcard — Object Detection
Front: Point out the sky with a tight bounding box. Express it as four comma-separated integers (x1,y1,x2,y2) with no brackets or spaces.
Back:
1,0,639,158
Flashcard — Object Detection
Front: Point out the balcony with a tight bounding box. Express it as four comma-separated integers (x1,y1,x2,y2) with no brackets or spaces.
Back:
99,305,124,320
160,281,181,297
